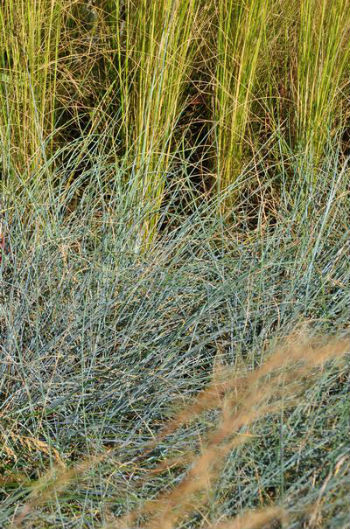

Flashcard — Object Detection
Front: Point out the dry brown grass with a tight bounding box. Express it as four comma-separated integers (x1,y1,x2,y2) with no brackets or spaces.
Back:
207,506,287,529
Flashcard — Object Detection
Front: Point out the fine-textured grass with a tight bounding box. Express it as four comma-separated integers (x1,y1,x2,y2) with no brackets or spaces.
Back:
1,144,350,527
111,0,201,247
0,0,63,175
1,1,350,240
294,0,350,165
1,1,350,527
214,0,268,203
262,0,350,174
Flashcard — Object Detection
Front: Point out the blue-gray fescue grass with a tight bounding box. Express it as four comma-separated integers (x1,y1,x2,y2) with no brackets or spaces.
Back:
1,141,349,527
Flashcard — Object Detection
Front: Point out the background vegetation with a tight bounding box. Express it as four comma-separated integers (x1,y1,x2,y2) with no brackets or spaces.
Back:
1,1,349,527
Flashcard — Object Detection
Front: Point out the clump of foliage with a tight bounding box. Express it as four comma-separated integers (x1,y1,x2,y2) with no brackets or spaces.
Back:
0,1,350,528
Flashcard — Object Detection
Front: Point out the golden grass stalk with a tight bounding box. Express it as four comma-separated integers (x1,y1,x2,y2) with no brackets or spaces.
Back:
0,0,63,176
248,0,350,182
294,0,350,165
113,0,200,249
214,0,269,207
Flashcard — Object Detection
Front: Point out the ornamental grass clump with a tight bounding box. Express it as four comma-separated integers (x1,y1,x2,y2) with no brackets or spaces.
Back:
0,0,63,176
294,0,350,168
111,0,201,249
214,0,269,208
